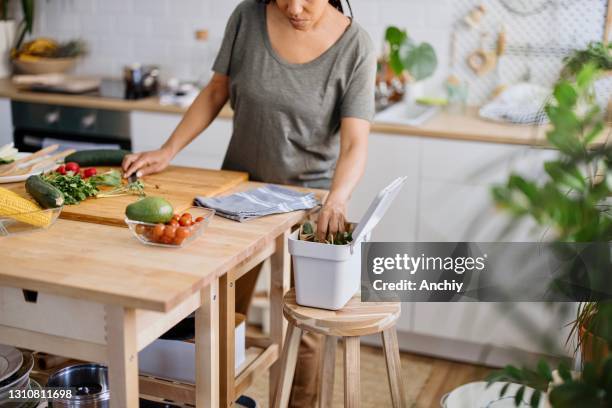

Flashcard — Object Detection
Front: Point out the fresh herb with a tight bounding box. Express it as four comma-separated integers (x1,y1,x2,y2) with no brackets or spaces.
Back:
89,169,122,187
96,179,145,198
299,220,353,245
43,173,98,205
0,158,14,165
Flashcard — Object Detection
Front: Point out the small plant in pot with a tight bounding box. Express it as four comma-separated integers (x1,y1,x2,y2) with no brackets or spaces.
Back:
384,26,438,102
485,64,612,407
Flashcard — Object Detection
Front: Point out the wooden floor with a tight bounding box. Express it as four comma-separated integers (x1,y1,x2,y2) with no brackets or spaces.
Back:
407,352,493,408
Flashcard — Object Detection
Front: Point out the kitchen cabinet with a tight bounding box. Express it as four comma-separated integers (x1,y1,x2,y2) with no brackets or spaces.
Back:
0,98,12,146
131,111,232,169
414,138,573,361
347,132,420,333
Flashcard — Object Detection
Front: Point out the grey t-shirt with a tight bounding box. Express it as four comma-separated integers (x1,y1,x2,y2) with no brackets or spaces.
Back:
212,0,376,188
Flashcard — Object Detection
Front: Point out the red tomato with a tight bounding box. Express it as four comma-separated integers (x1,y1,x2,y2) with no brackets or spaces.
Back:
168,219,179,227
172,214,181,222
195,216,204,223
82,168,97,179
179,213,192,227
56,165,66,175
152,224,165,239
164,225,177,239
159,235,173,245
65,162,80,174
176,226,191,240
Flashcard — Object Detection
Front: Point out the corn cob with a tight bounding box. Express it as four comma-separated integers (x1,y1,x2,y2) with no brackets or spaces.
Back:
0,187,52,227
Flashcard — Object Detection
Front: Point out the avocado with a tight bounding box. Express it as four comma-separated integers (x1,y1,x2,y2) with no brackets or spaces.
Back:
125,197,174,223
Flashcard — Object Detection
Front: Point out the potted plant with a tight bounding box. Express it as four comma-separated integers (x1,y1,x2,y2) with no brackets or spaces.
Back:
486,64,612,406
384,26,438,102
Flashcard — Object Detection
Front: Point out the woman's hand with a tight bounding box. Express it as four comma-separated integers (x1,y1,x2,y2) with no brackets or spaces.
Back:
122,147,174,178
316,200,347,242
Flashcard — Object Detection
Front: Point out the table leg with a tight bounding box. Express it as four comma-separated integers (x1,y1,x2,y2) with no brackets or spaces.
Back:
269,229,291,403
105,305,139,408
220,272,236,407
196,279,219,408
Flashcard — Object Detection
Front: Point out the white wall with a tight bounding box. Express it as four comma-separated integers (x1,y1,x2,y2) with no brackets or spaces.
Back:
29,0,452,89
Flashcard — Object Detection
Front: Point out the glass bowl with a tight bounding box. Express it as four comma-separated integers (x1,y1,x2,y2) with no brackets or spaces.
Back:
125,206,215,248
0,206,62,237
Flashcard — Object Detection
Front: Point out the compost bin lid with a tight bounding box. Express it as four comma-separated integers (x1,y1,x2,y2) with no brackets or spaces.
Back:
351,176,408,246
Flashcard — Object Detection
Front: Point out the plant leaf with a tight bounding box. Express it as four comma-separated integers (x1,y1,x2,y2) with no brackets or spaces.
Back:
401,42,437,81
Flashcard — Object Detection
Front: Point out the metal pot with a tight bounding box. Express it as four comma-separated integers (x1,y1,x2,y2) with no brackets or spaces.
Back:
47,364,109,407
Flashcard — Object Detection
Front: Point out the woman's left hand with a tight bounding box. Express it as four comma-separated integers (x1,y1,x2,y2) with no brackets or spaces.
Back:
316,200,347,242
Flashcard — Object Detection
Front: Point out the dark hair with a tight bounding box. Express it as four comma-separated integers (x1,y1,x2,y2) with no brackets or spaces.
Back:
259,0,353,18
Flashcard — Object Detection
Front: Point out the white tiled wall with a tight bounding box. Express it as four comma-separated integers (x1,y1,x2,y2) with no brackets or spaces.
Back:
28,0,451,88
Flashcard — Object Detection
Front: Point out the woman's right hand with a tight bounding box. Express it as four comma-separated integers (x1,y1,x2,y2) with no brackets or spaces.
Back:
122,147,174,178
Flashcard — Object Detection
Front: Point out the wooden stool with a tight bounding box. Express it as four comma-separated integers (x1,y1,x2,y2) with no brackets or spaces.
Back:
272,289,406,408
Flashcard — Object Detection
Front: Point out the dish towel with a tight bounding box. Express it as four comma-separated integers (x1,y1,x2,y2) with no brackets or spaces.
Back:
194,185,319,222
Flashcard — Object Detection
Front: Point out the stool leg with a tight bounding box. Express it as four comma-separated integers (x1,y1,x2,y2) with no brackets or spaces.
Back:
381,327,407,408
272,324,302,408
343,336,360,408
318,336,337,408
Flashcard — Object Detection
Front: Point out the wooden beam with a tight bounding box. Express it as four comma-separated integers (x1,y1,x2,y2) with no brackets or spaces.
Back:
219,273,236,407
196,279,219,408
106,306,139,408
234,343,279,397
0,324,107,363
268,229,291,403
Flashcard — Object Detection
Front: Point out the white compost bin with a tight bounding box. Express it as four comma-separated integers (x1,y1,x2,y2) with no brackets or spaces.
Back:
289,177,407,310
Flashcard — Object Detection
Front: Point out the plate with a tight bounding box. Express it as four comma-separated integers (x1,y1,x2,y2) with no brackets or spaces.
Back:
0,345,23,384
0,153,57,184
442,381,546,408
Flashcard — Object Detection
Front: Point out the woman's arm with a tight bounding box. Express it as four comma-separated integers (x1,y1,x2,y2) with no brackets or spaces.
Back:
316,117,370,241
123,73,230,177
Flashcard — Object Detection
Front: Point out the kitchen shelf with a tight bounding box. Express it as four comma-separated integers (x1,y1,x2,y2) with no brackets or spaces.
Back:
139,337,279,406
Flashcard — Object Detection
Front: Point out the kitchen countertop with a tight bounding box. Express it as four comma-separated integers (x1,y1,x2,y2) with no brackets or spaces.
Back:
2,78,607,147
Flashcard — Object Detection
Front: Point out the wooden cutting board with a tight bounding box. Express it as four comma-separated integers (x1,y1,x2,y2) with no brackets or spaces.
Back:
6,166,248,227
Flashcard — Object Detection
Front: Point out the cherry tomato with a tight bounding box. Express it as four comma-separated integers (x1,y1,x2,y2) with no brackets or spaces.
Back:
159,235,173,245
135,224,146,235
164,225,177,239
56,165,66,175
65,162,80,174
176,226,191,240
168,219,179,227
82,168,97,179
172,214,181,222
179,213,192,227
195,216,204,223
152,224,165,239
173,235,186,245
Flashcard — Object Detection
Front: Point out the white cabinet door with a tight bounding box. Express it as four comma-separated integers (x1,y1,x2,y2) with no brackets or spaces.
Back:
347,133,421,332
0,98,12,146
131,111,232,169
414,138,571,357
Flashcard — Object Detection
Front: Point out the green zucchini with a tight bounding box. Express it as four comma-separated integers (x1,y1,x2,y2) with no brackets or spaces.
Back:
64,149,130,166
25,175,64,208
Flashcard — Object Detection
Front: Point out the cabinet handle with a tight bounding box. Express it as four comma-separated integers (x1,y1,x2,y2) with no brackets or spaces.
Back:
81,113,97,129
45,111,60,124
22,289,38,303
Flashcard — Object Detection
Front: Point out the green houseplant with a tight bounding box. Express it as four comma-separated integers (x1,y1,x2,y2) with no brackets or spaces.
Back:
384,26,438,102
487,64,612,407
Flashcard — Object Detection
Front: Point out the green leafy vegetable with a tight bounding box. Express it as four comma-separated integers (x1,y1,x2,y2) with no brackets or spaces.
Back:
0,158,14,165
299,220,353,245
96,179,145,198
43,173,97,205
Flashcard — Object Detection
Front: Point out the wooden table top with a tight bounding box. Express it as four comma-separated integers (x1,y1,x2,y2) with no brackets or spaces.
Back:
0,180,325,312
6,166,248,227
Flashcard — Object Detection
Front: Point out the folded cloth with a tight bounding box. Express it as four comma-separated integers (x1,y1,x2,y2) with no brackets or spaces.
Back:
194,185,319,222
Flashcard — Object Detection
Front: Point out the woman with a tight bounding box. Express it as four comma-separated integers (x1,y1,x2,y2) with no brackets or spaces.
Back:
123,0,375,405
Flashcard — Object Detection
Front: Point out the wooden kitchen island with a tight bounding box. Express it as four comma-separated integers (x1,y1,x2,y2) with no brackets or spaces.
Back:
0,166,324,407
